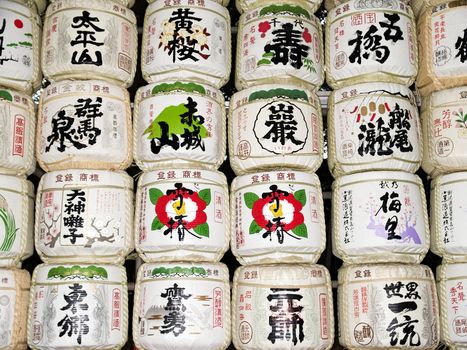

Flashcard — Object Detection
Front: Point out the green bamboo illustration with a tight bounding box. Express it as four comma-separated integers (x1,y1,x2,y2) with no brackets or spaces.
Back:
0,195,17,252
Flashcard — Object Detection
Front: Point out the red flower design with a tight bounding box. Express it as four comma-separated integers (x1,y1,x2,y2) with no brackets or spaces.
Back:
155,183,207,230
251,185,304,232
302,28,312,43
258,21,271,38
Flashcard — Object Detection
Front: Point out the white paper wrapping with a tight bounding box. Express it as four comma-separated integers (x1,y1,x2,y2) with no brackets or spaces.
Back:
0,268,30,350
236,0,322,14
135,169,229,262
430,172,467,262
236,3,324,90
325,0,417,89
0,174,34,268
324,0,410,11
0,88,36,176
27,263,128,350
142,0,231,88
417,1,467,96
0,0,41,93
232,264,334,350
37,79,133,172
437,263,467,349
328,83,422,177
231,170,325,265
229,84,323,175
332,171,429,264
35,169,134,264
421,86,467,176
134,81,226,170
133,262,231,350
49,0,136,8
338,264,439,349
42,0,137,87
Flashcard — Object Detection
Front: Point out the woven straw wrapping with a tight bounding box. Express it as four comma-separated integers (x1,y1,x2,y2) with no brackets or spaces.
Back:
230,170,326,265
133,262,231,350
133,81,226,171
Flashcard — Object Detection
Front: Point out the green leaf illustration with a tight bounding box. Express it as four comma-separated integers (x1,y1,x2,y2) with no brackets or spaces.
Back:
249,221,262,234
194,223,209,237
151,217,165,231
244,192,259,209
149,188,163,205
257,59,271,66
198,189,211,205
294,189,307,206
292,224,308,238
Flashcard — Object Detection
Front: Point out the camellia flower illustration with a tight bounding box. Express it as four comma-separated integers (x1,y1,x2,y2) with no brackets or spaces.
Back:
245,185,307,244
150,183,211,241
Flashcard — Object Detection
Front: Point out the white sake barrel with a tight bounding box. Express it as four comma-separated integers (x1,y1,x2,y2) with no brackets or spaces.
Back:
421,86,467,176
37,79,132,172
142,0,231,88
0,174,34,268
49,0,135,8
134,81,226,170
147,0,229,6
0,0,41,93
430,172,467,262
437,263,467,349
328,83,422,177
237,0,321,14
325,0,418,89
0,88,36,176
28,263,128,349
229,84,323,175
231,170,325,265
324,0,411,11
0,268,30,350
417,1,467,96
232,264,334,350
135,169,229,262
35,169,134,264
134,262,231,350
338,264,439,349
42,0,137,87
332,171,429,264
236,3,324,90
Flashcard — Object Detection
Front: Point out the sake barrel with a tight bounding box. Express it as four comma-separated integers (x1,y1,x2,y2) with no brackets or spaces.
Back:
421,86,467,176
0,0,41,93
231,170,325,265
35,169,134,264
236,0,321,14
42,0,137,87
236,3,324,90
142,0,231,88
49,0,135,8
232,264,334,349
0,174,34,268
417,1,467,96
134,81,226,170
134,262,231,350
325,0,418,89
332,171,429,264
324,0,410,11
437,263,467,348
229,84,323,175
430,172,467,261
0,88,36,176
28,264,128,349
37,79,132,172
338,264,439,349
0,268,30,350
135,169,229,262
328,83,422,177
147,0,229,6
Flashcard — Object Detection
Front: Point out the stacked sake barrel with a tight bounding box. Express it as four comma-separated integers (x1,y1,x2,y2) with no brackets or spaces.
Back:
413,0,467,347
0,0,44,348
325,0,441,348
132,0,232,349
26,0,138,349
228,1,335,349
